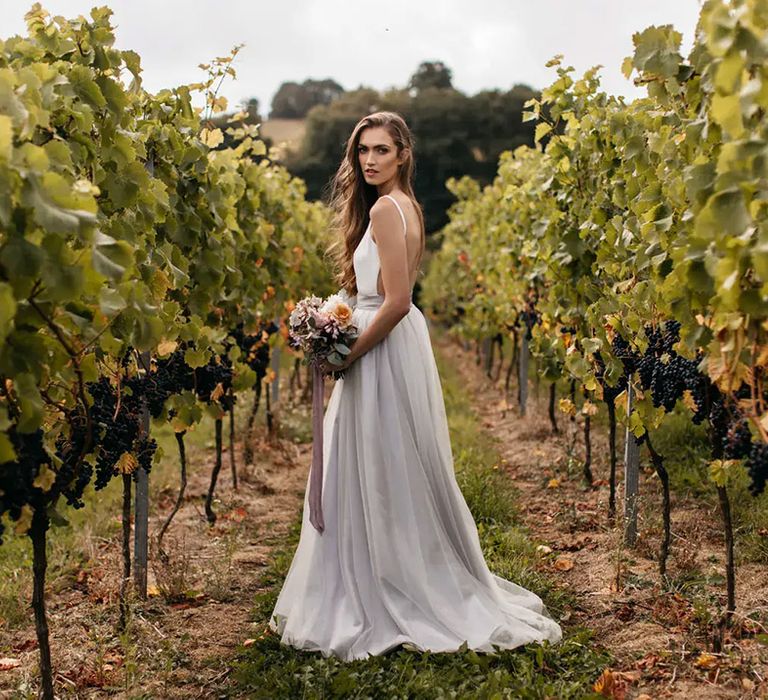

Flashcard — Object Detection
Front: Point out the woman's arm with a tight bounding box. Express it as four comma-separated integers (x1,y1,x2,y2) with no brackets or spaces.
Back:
344,198,411,365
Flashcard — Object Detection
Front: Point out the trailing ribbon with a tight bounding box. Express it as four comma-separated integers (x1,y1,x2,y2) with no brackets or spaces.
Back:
309,363,325,534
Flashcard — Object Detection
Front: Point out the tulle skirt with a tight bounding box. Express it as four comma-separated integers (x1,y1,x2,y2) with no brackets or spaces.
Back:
268,294,563,661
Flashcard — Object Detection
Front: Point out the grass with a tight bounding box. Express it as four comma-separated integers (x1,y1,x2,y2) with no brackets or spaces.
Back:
0,414,219,635
230,333,610,699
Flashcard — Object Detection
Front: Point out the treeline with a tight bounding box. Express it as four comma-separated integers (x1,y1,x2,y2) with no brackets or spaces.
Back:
224,62,541,235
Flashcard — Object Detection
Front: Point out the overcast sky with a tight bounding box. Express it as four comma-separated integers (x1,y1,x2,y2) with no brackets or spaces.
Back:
4,1,704,114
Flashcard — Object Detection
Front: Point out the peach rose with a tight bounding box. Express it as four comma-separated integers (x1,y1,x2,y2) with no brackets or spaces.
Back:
330,302,353,328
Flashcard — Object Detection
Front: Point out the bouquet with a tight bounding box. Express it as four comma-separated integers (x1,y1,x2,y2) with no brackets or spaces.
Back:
288,292,359,534
288,292,359,380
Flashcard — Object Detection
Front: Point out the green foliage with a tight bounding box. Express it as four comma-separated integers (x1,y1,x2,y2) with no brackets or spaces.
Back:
0,2,334,537
423,0,768,448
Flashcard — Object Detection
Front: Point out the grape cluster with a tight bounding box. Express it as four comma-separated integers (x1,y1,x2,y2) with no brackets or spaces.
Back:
746,442,768,496
629,320,709,423
0,428,53,543
86,375,156,487
134,347,196,419
610,334,640,376
723,418,753,461
194,353,234,408
610,319,767,496
54,408,93,508
229,320,277,383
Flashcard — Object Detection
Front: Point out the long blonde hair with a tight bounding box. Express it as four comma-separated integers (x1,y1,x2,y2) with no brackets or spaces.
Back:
324,111,425,296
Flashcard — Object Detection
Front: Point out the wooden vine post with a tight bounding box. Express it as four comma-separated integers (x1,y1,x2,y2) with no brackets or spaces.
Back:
133,349,151,598
519,330,529,417
271,316,281,407
623,381,640,546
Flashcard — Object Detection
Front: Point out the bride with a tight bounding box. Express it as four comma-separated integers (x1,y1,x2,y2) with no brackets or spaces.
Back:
268,111,563,660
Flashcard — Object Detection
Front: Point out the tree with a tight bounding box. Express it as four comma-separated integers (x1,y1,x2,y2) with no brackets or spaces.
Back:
408,61,454,92
270,78,345,118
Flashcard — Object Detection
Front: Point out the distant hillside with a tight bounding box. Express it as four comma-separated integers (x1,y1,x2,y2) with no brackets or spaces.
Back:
259,118,306,155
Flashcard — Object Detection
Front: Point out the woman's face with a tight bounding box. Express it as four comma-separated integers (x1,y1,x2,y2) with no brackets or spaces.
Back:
358,126,403,188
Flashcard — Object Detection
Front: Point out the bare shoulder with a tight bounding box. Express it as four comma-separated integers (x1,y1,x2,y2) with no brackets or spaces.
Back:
370,194,400,216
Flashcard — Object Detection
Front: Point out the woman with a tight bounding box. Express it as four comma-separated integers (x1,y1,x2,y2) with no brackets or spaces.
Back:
268,111,563,661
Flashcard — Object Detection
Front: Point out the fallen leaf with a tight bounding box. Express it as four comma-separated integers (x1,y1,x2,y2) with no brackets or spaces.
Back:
0,658,21,671
243,638,257,647
694,652,719,670
593,668,624,699
554,556,574,571
547,477,560,489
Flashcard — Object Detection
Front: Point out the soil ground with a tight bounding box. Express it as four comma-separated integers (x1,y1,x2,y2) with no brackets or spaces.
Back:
1,333,766,698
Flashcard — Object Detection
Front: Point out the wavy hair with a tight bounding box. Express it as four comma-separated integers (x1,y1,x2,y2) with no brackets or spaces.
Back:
324,111,425,296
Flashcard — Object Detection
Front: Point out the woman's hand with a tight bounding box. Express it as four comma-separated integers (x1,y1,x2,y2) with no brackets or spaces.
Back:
318,353,355,376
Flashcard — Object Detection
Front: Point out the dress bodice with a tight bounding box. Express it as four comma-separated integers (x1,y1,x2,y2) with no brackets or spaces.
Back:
353,194,410,309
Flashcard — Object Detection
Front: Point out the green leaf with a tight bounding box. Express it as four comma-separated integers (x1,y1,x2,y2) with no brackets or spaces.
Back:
184,347,209,369
47,505,70,528
92,230,134,283
535,123,552,144
14,373,44,433
0,114,12,161
0,282,17,344
25,172,97,235
0,432,17,464
711,93,744,137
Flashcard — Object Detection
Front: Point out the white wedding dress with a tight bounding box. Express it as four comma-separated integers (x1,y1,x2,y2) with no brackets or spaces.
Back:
268,194,563,660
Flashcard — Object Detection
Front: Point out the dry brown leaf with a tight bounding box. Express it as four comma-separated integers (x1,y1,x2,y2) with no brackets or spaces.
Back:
0,658,21,671
116,452,138,475
593,668,624,699
554,556,574,571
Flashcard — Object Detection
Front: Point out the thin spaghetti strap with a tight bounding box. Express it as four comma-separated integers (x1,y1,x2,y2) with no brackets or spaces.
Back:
380,194,407,236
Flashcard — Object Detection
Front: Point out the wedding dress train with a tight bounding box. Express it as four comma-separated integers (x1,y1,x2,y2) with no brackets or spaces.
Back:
268,194,563,660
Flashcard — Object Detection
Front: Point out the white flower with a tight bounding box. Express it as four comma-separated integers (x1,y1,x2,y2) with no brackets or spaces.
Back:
320,293,344,315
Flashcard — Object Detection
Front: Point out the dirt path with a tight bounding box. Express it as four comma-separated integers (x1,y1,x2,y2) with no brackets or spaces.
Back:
2,339,766,699
435,334,768,700
0,418,311,699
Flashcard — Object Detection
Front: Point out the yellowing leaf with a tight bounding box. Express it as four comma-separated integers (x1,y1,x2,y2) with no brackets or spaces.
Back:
157,339,178,357
33,464,56,492
200,127,224,148
682,389,698,413
116,452,138,475
14,505,33,536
